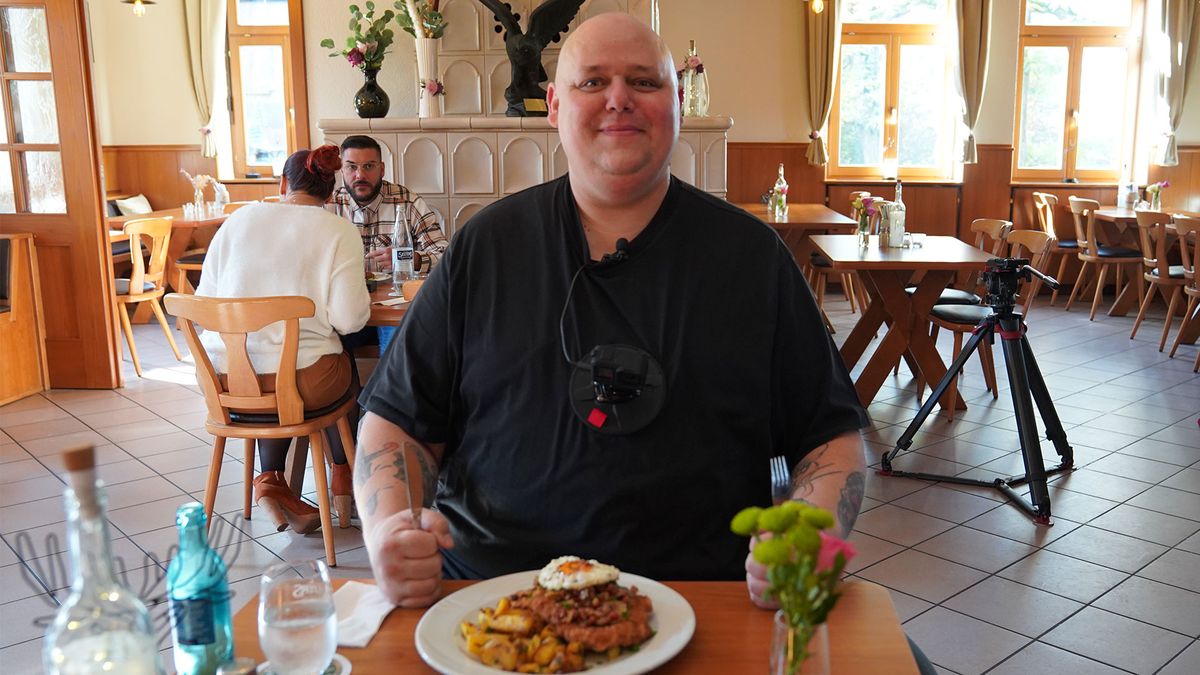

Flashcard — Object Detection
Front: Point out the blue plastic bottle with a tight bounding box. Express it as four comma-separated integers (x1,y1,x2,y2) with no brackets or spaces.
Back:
167,503,233,674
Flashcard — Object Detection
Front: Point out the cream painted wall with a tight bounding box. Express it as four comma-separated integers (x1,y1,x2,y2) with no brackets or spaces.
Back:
972,0,1019,145
87,0,202,145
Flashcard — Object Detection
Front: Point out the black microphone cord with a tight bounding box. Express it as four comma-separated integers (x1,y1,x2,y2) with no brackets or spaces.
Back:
559,263,590,369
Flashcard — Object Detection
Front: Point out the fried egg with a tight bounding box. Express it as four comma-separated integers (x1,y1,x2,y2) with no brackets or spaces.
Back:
536,556,620,590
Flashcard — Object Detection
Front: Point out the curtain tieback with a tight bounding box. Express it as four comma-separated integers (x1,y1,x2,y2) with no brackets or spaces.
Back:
809,130,821,140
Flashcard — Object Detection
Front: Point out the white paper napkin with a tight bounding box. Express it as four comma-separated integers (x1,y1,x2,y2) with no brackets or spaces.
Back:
334,581,396,648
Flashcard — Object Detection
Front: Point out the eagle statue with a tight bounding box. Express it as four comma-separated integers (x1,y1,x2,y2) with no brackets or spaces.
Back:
476,0,586,116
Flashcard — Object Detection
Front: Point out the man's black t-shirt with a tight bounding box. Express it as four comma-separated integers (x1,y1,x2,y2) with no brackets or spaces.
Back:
360,175,868,580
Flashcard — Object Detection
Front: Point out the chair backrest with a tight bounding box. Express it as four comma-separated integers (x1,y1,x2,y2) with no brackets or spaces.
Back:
261,195,281,203
848,191,872,219
1174,216,1200,291
970,218,1012,256
1031,192,1058,237
1006,229,1054,265
1134,210,1174,280
1067,197,1101,255
223,201,255,214
123,217,173,292
163,294,316,427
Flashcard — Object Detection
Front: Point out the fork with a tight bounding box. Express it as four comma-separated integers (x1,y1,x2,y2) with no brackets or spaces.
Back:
770,455,791,505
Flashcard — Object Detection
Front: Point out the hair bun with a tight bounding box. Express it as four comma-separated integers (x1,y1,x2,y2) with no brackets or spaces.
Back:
305,145,342,178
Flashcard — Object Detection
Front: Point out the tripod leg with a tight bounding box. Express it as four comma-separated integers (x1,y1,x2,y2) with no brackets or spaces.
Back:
883,318,994,470
998,315,1052,523
1020,336,1074,468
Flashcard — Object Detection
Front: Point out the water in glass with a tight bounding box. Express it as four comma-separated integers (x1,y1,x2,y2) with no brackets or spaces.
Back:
258,561,336,675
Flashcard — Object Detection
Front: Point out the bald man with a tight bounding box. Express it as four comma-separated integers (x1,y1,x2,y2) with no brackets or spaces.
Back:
353,14,868,609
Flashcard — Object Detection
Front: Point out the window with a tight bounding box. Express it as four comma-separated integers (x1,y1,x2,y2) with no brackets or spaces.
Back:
1013,0,1140,182
828,0,954,180
227,0,308,178
0,6,64,213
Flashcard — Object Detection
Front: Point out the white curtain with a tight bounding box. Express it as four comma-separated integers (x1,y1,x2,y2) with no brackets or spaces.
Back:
1158,0,1199,166
954,0,991,164
804,1,842,166
182,0,226,158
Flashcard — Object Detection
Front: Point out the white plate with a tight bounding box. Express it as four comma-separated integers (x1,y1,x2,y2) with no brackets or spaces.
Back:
415,571,696,675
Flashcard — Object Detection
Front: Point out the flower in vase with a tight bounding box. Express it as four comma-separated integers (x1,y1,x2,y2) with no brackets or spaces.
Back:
732,502,856,675
320,3,396,72
1146,180,1169,195
346,47,366,67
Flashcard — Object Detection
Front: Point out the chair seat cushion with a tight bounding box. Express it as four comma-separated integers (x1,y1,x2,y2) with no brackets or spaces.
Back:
811,256,832,268
111,241,149,257
228,387,355,425
1055,240,1079,249
905,286,982,305
931,304,993,326
1096,246,1140,258
114,278,157,295
1151,265,1186,279
177,252,206,265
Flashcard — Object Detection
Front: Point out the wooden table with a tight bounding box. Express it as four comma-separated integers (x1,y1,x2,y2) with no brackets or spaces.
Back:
735,202,858,261
810,234,993,411
368,285,409,326
108,207,226,322
230,579,919,674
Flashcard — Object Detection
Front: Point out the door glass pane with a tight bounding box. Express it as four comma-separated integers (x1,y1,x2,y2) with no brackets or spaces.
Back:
898,44,944,168
238,44,288,170
0,153,14,213
236,0,289,26
1025,0,1131,27
1076,47,1127,171
838,44,887,167
23,152,65,213
11,81,59,143
1,8,52,72
1017,46,1069,170
843,0,945,23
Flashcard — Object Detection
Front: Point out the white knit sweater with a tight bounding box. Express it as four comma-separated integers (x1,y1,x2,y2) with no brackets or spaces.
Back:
195,202,371,373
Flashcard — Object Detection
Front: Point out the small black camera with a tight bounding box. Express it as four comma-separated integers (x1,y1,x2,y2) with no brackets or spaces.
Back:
587,345,649,404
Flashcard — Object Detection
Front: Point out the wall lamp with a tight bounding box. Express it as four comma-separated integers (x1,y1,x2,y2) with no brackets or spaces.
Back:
121,0,156,17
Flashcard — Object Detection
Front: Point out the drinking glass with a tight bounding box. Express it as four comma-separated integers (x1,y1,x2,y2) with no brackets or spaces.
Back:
258,560,336,675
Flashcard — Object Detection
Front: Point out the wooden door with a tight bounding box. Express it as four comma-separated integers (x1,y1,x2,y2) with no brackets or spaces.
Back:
0,0,119,388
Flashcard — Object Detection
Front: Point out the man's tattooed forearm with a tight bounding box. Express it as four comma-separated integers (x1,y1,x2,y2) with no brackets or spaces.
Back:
790,444,839,499
837,472,865,534
354,442,400,489
391,441,438,506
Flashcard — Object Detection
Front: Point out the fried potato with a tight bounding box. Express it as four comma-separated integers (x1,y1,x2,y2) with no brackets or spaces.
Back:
462,599,585,673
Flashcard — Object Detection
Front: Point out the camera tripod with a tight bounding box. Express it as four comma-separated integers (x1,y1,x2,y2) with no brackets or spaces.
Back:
879,258,1075,525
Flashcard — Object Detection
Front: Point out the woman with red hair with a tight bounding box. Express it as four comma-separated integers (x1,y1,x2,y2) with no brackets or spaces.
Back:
194,145,370,533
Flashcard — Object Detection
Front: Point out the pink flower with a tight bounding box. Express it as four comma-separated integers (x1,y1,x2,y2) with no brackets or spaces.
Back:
1161,180,1170,188
356,40,377,53
816,531,856,572
686,55,702,70
346,47,365,66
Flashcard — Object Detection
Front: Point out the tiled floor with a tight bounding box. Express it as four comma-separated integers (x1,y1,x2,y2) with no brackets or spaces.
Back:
1,291,1198,674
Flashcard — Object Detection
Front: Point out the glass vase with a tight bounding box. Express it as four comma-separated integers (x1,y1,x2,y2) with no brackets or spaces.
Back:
1150,192,1162,212
771,612,830,675
416,37,441,118
355,67,390,118
857,215,870,249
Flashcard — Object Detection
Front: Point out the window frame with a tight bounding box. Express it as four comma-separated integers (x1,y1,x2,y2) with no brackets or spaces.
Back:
226,0,309,179
828,21,953,181
1012,0,1142,183
0,5,59,214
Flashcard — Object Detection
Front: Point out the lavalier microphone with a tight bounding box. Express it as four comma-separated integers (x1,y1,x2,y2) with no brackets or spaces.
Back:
600,238,630,265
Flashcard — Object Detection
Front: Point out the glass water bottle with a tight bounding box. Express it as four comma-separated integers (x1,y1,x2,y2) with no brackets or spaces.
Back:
392,208,415,295
44,446,160,675
771,163,789,218
166,503,233,675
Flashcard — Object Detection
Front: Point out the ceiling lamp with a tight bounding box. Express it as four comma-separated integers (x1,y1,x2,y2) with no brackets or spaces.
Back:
121,0,156,17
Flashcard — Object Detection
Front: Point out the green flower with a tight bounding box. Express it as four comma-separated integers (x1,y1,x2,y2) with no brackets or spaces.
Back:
752,537,793,565
785,522,821,556
802,509,835,530
758,506,799,533
730,507,763,536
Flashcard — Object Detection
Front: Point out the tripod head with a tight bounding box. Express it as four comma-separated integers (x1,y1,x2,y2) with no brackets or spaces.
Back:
981,257,1061,313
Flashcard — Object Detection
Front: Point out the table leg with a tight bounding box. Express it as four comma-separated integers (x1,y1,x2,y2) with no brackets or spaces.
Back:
839,279,889,370
1178,300,1200,344
1108,262,1144,317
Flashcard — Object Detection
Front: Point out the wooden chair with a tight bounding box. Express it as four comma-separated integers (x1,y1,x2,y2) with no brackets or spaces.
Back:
114,217,182,376
163,293,358,566
1006,229,1057,317
921,230,1054,417
905,218,1010,306
175,201,253,295
1167,216,1200,371
262,195,282,203
808,195,869,315
1031,192,1080,305
1065,197,1143,320
1130,210,1186,350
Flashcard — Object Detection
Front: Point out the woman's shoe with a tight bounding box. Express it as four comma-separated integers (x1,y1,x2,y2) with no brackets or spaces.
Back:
331,462,353,529
253,471,321,534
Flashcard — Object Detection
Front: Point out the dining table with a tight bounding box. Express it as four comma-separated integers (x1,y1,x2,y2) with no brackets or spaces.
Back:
108,206,227,322
1093,206,1200,344
735,202,858,261
229,578,920,674
368,284,410,327
809,234,994,411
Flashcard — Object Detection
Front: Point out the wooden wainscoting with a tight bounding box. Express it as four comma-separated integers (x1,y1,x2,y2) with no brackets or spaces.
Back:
1149,145,1200,213
103,144,218,210
726,143,826,204
1010,185,1119,237
961,145,1014,227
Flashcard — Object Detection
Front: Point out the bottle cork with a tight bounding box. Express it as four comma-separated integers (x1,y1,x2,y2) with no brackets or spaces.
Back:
62,444,99,518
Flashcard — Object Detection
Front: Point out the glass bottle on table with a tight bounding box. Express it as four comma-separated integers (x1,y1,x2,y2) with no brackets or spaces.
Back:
887,179,906,247
167,503,233,675
680,40,710,117
771,163,788,219
44,445,160,675
392,208,415,297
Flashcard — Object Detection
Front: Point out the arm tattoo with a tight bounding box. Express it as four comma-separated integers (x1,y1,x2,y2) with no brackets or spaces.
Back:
354,442,399,490
355,440,440,517
391,441,438,507
790,444,839,499
837,472,865,535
